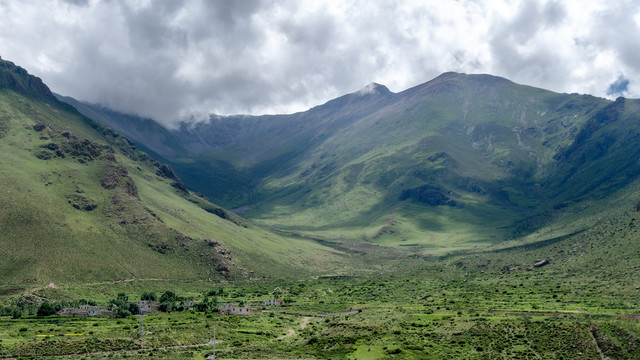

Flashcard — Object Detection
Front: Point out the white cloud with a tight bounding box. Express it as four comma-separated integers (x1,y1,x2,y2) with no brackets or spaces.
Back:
0,0,638,127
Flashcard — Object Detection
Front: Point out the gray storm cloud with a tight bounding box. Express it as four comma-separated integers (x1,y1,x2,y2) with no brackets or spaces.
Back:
0,0,638,127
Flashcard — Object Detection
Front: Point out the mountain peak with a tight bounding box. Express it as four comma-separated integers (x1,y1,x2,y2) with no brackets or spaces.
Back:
355,82,391,96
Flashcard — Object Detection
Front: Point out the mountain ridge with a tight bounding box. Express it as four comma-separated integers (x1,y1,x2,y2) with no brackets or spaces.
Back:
57,71,640,255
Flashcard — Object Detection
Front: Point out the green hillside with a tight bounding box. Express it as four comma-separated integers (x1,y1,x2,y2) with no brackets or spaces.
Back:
0,58,353,286
65,72,640,256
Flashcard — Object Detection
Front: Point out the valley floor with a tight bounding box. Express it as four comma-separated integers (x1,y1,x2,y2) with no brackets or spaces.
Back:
1,273,639,359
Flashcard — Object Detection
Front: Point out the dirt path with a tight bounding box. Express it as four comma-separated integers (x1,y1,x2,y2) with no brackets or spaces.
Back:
299,316,312,329
277,316,313,340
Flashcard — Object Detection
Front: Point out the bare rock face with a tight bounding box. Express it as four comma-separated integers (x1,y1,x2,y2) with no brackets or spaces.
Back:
156,163,179,180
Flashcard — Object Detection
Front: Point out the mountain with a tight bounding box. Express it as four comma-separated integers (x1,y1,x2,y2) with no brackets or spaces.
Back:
0,57,353,285
63,72,640,254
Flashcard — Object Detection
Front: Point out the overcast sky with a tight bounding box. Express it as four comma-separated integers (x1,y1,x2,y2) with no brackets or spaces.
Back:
1,0,638,127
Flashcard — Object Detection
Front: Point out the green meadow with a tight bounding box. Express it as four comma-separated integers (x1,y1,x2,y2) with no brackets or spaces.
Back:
2,192,640,358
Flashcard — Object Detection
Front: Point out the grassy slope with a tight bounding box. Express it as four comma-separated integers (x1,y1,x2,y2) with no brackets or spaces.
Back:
57,72,640,267
0,63,355,286
242,75,613,252
0,89,199,284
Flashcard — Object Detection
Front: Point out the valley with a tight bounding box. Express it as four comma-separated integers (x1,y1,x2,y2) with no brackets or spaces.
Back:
1,57,640,358
60,73,640,256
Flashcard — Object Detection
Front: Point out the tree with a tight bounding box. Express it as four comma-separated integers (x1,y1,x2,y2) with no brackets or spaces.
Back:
116,293,128,303
0,306,12,316
140,292,158,301
37,302,57,316
160,291,177,303
194,302,209,312
116,308,131,318
12,308,23,319
129,303,141,315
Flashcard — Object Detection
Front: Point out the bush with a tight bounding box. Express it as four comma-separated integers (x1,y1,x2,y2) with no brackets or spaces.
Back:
140,292,158,301
129,303,141,315
37,303,57,316
117,308,131,318
12,308,22,319
160,291,178,303
194,303,209,313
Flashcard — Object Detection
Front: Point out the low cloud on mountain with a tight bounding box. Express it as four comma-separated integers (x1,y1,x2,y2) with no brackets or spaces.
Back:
1,0,638,127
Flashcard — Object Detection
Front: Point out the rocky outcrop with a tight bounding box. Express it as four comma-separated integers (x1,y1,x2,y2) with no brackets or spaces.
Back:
156,163,179,180
534,258,550,268
170,180,189,194
203,206,244,227
100,158,138,198
66,194,97,211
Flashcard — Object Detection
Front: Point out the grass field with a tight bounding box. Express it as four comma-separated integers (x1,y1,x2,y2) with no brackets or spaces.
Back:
1,268,638,359
1,196,640,358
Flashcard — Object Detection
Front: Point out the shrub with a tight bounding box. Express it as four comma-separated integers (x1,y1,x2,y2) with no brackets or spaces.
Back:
140,292,158,301
12,308,22,319
128,303,140,315
117,308,131,318
160,291,178,303
37,303,57,316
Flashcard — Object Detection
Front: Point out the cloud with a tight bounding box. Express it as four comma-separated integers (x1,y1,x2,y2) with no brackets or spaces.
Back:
607,75,630,96
0,0,638,127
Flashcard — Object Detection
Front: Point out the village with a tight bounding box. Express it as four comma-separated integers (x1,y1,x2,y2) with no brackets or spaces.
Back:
56,298,285,317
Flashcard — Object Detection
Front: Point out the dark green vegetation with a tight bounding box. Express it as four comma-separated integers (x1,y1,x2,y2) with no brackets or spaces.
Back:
2,58,640,358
